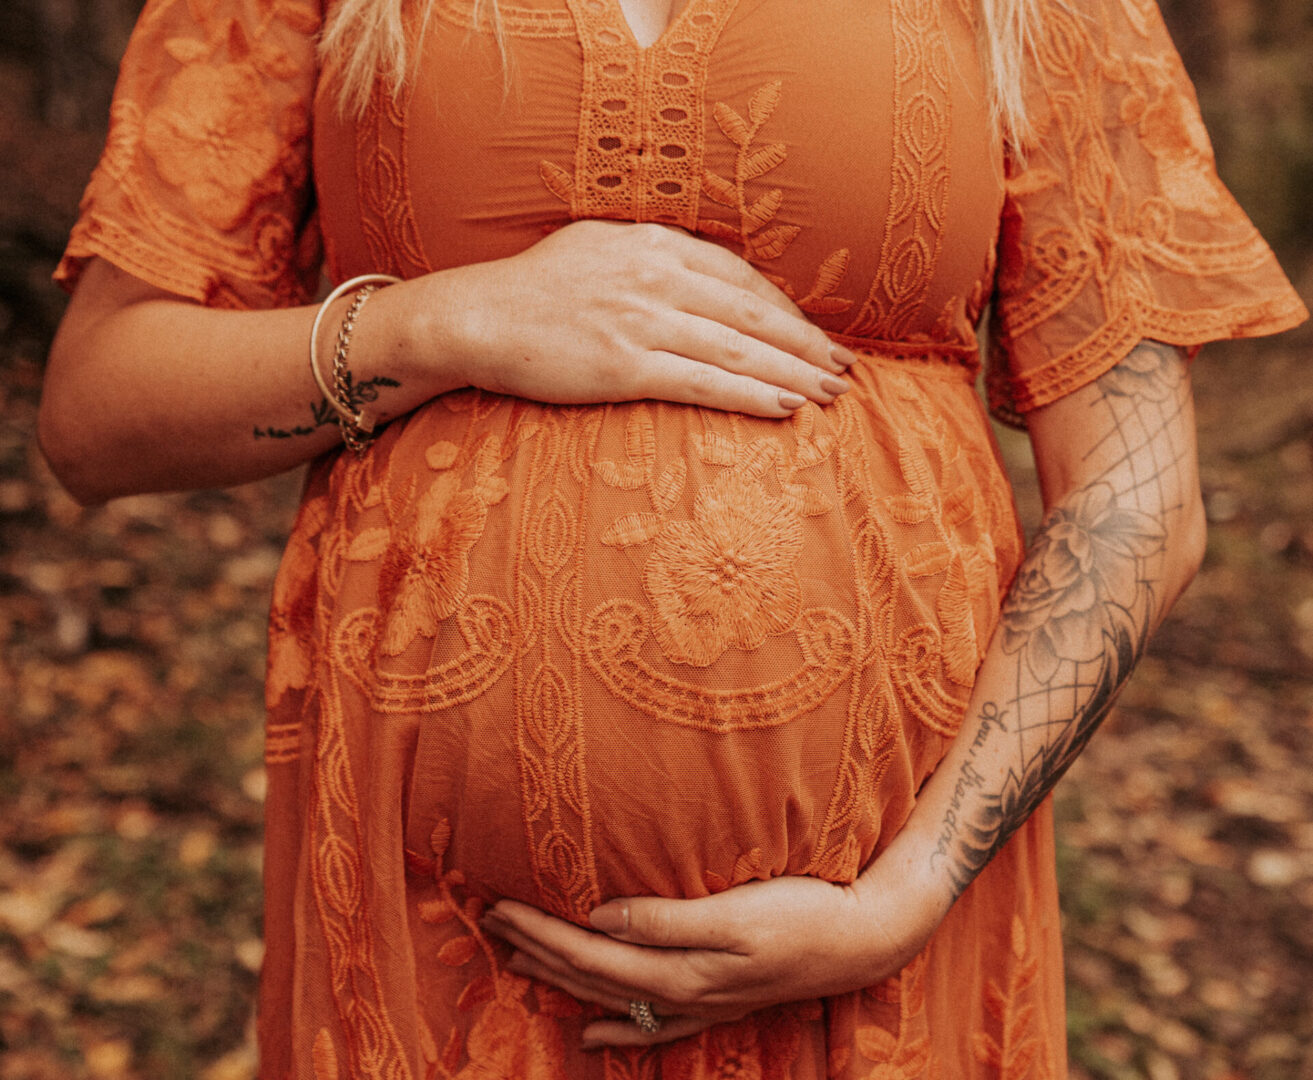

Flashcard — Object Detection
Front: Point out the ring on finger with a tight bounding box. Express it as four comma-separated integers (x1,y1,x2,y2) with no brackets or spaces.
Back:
628,999,661,1034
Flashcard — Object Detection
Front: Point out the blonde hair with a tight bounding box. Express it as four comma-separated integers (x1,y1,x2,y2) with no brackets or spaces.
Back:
321,0,1040,142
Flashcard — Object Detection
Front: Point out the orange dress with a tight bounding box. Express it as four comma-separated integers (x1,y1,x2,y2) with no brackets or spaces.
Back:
59,0,1306,1076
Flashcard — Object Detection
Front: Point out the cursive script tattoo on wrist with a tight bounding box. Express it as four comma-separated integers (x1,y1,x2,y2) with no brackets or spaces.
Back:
253,374,401,440
935,340,1190,898
930,702,1009,872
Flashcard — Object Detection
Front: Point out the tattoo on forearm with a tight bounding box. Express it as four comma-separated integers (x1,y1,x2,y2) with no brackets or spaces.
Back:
253,374,401,440
930,702,1009,871
935,341,1189,898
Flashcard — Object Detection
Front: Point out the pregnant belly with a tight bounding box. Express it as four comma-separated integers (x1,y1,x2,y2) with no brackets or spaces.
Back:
275,360,1022,919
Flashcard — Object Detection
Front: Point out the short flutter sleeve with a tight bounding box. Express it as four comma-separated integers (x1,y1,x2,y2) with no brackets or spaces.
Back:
55,0,324,309
987,0,1308,424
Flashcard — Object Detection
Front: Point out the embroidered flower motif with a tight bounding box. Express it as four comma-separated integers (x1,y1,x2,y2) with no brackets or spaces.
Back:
1001,483,1165,682
454,974,568,1080
375,474,488,656
643,471,802,667
664,1009,802,1079
1120,61,1226,217
142,61,283,231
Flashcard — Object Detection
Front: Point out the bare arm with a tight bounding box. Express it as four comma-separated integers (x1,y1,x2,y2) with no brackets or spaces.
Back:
41,221,857,504
41,257,458,501
884,340,1206,920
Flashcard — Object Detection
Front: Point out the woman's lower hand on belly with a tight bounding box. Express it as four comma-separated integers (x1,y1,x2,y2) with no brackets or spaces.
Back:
433,219,856,417
478,863,946,1048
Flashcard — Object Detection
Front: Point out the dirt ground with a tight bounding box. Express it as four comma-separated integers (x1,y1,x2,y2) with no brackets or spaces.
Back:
2,4,1313,1078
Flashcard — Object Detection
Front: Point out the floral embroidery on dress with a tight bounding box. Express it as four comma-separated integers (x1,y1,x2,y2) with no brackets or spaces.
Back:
57,0,323,307
143,60,284,230
971,917,1045,1079
644,469,803,667
267,493,327,706
663,1007,802,1080
855,954,936,1079
365,473,490,656
988,0,1306,423
1116,57,1227,217
408,821,572,1080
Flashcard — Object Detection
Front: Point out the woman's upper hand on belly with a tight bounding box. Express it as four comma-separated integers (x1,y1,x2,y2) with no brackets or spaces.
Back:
478,865,944,1047
431,220,857,417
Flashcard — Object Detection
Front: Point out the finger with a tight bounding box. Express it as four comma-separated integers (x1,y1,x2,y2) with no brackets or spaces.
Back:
484,914,678,1011
658,310,850,405
588,894,745,952
488,901,731,1009
657,227,804,316
673,273,853,376
581,1014,720,1049
505,950,635,1016
628,350,814,418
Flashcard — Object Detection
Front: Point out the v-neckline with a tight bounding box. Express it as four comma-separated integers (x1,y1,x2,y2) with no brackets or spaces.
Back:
607,0,700,51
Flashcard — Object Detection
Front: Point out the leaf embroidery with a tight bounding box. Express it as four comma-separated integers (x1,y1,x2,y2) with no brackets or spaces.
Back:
650,459,687,513
592,459,648,490
693,430,739,468
701,81,853,312
796,248,856,315
905,542,953,578
539,159,574,205
713,101,752,147
744,188,784,231
747,80,782,125
346,527,391,561
312,1029,339,1080
426,440,460,471
701,172,738,207
973,915,1043,1078
601,512,666,549
437,935,478,967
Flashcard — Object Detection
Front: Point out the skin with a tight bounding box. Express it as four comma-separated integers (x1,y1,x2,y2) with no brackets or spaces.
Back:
479,340,1208,1048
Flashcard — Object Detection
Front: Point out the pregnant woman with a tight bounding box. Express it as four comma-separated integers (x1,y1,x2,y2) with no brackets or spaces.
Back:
41,0,1305,1075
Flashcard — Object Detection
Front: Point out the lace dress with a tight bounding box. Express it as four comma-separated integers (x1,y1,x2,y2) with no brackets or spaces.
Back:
58,0,1305,1076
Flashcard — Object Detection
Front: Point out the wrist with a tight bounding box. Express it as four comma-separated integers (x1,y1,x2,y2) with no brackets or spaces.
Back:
370,268,480,403
851,831,957,968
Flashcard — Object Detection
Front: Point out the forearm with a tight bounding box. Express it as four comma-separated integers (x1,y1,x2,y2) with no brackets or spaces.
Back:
39,259,473,503
863,341,1206,922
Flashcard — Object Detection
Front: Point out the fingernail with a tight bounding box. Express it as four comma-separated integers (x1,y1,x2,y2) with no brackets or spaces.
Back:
820,374,850,396
588,903,628,934
829,343,856,369
778,390,807,410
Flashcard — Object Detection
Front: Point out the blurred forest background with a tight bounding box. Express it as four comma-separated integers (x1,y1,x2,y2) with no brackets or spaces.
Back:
1,1,1312,1078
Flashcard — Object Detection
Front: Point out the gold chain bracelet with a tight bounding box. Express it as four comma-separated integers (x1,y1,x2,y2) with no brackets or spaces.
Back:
309,273,404,456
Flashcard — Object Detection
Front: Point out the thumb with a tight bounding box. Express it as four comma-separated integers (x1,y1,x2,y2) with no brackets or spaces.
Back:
588,894,741,951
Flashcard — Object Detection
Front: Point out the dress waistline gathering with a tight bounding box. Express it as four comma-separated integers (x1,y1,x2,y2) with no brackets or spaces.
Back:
826,330,981,384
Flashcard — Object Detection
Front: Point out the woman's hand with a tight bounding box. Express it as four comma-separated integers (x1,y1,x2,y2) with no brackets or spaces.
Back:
438,219,856,418
479,857,948,1048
